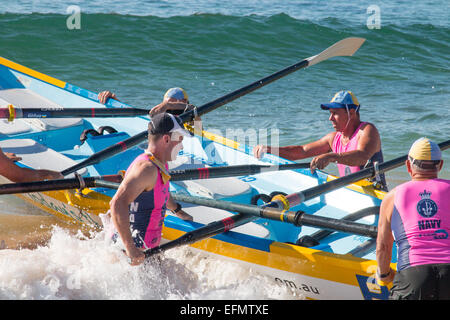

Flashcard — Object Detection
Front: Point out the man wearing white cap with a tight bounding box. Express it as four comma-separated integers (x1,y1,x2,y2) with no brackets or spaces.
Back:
98,87,193,116
148,87,191,116
376,137,450,299
109,112,194,266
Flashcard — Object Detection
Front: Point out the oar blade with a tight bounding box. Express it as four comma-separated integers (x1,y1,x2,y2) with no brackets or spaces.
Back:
307,37,366,66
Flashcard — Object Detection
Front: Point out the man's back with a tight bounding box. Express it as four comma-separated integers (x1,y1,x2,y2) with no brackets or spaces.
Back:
392,178,450,271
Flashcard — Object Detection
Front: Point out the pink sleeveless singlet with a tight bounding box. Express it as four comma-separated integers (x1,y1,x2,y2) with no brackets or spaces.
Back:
124,152,170,249
391,178,450,271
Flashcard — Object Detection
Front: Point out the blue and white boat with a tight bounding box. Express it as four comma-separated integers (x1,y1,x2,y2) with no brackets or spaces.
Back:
0,55,392,300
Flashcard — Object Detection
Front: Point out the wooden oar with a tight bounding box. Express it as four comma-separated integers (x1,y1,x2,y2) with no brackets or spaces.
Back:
0,106,149,120
0,174,122,195
143,138,450,258
61,37,366,176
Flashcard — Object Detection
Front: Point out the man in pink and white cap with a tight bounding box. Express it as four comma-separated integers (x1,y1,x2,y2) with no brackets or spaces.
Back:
149,87,192,116
98,87,193,116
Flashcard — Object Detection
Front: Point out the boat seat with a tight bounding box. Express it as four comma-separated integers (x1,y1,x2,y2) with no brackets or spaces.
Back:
169,155,252,200
0,138,87,177
0,96,13,107
168,153,206,171
167,203,270,239
0,88,61,109
175,178,252,200
0,119,33,135
0,95,34,134
0,88,83,131
22,118,83,130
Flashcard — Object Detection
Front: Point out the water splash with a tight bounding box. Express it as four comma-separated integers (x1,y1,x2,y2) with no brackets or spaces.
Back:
0,226,301,300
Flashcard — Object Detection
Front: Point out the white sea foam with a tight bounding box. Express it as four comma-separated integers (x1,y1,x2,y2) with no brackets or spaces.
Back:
0,226,301,300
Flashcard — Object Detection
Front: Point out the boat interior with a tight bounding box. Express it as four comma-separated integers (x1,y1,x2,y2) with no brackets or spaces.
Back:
0,60,393,263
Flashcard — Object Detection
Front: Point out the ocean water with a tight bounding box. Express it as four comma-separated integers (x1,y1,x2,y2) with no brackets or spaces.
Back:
0,0,449,300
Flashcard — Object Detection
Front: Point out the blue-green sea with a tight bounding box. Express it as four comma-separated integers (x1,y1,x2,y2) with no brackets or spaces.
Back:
0,1,448,300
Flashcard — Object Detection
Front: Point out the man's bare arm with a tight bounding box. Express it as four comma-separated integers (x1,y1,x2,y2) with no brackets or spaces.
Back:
376,190,396,282
0,149,62,182
254,132,335,160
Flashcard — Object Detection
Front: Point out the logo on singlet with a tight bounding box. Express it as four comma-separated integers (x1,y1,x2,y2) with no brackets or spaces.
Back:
416,190,438,218
344,166,352,176
129,202,139,213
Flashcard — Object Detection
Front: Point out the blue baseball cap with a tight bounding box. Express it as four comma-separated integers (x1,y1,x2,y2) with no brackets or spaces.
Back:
164,87,189,102
320,90,360,110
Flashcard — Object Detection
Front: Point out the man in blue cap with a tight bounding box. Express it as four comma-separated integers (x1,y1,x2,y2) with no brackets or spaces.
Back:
253,90,386,189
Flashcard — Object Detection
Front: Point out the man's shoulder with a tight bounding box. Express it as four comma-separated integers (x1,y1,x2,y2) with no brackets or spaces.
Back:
324,131,338,141
360,121,378,131
381,187,397,205
137,158,158,170
359,122,381,141
130,159,158,179
436,178,450,184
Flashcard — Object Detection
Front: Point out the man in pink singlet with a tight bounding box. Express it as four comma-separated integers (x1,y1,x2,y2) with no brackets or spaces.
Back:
109,112,193,266
376,137,450,299
253,90,386,189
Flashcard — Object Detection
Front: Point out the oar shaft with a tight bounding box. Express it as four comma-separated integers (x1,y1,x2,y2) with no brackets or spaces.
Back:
179,60,309,123
0,174,122,195
0,107,148,119
297,212,378,238
169,162,310,181
61,131,148,176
